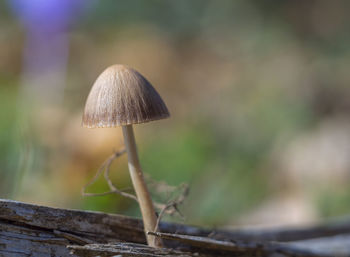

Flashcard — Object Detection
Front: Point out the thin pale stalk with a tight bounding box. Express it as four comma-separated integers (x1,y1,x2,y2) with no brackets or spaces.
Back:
122,125,162,248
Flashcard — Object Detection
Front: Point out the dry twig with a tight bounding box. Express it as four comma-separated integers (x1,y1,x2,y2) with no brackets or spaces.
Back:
82,148,190,236
81,148,138,202
154,183,189,233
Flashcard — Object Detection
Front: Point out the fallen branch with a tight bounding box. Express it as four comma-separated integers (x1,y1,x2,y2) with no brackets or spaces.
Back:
1,199,350,256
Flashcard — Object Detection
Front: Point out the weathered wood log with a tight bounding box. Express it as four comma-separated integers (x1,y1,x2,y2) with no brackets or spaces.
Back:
1,199,350,256
0,222,72,257
148,231,330,257
286,234,350,256
69,242,193,257
68,233,350,257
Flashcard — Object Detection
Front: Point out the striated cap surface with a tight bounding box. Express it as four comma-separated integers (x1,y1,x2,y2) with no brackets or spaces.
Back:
82,65,170,128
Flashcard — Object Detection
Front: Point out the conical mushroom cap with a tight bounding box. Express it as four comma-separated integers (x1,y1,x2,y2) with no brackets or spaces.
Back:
82,65,170,128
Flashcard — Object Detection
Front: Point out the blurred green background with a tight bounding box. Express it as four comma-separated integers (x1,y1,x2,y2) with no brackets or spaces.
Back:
1,0,350,228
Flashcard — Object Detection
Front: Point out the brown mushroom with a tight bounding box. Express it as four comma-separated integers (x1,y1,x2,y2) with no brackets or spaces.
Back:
82,64,169,247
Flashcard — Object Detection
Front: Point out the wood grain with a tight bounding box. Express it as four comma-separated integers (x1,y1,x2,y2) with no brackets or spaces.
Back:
69,242,193,257
1,199,350,256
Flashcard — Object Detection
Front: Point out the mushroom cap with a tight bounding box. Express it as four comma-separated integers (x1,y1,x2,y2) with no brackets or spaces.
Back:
82,65,170,128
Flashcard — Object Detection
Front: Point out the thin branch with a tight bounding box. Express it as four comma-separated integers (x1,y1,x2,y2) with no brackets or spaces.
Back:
81,148,138,202
154,183,189,234
103,149,138,202
82,148,189,235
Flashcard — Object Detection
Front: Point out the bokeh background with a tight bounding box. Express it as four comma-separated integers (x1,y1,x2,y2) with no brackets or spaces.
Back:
1,0,350,228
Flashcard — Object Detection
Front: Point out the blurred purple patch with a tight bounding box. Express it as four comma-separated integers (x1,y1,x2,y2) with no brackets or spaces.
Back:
8,0,88,105
9,0,85,32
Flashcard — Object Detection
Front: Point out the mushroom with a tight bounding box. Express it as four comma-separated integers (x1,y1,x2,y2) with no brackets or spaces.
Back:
82,64,169,247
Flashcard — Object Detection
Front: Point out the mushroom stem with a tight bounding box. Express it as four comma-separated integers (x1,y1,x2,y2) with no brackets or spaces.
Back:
122,125,162,248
